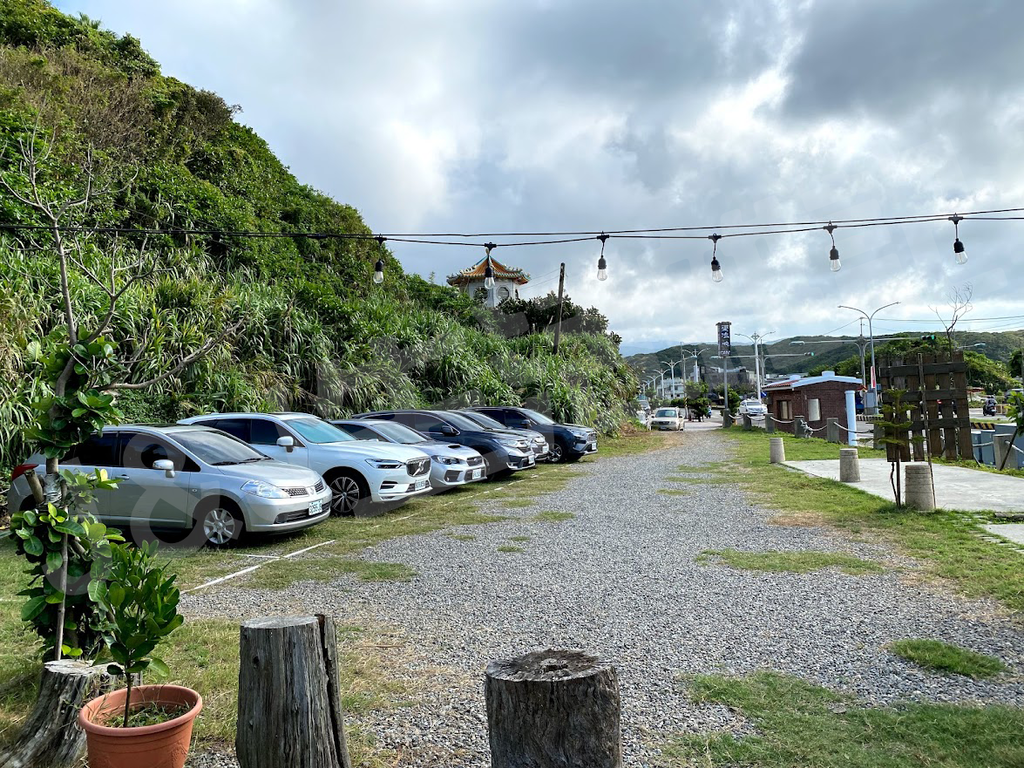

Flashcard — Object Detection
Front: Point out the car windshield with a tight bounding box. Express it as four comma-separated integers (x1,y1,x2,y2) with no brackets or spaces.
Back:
174,430,270,465
369,422,429,444
440,412,485,431
286,417,355,444
463,411,505,430
519,408,555,425
655,408,677,417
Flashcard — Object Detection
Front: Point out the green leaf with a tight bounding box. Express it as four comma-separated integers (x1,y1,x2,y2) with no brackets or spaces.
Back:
44,592,64,604
88,580,108,604
147,657,170,679
108,583,125,607
106,664,124,677
46,550,63,573
21,596,46,622
23,536,44,557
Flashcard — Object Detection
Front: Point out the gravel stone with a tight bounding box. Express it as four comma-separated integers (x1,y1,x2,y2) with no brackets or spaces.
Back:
183,431,1024,767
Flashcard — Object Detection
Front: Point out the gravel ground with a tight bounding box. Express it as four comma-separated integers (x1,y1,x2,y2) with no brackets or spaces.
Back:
183,430,1024,767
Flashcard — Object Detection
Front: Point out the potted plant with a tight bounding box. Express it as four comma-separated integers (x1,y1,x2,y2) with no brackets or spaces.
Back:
78,541,201,768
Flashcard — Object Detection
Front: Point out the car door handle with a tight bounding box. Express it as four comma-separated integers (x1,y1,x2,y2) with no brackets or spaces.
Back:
115,474,130,479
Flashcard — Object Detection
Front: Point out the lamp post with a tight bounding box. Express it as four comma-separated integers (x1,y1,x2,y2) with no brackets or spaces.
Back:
738,331,774,402
838,301,900,415
662,361,681,400
680,348,702,383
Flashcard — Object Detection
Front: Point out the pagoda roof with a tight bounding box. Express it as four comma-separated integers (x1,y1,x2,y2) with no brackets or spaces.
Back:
447,254,530,286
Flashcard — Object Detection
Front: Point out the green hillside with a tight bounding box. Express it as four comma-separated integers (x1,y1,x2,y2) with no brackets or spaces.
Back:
0,0,637,495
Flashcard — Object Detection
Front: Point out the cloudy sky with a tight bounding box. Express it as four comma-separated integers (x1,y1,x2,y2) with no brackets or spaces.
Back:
56,0,1024,353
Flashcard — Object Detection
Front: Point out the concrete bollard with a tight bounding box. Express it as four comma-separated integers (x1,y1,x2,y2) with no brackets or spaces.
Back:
826,418,840,444
794,417,807,438
723,411,734,428
769,437,785,464
994,434,1011,470
904,463,934,510
742,414,752,431
839,448,860,482
765,416,775,434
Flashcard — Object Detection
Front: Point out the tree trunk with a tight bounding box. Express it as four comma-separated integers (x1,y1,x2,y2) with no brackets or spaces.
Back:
485,649,622,768
236,615,352,768
0,660,119,768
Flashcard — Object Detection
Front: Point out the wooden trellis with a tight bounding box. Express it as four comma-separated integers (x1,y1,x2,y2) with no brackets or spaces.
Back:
877,351,972,461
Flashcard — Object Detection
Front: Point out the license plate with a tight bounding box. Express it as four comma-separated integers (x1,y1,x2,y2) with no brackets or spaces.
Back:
526,455,535,465
471,469,483,480
414,479,429,491
308,499,323,517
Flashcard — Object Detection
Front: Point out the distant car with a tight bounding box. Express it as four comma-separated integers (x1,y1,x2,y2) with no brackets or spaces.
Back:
738,399,768,417
7,425,332,547
455,409,550,462
354,410,536,475
179,413,433,516
649,407,685,431
331,419,487,490
468,406,598,463
983,396,997,417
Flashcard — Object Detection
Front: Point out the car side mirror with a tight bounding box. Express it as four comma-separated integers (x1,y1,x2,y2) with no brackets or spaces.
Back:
153,459,175,479
440,425,457,436
277,436,295,453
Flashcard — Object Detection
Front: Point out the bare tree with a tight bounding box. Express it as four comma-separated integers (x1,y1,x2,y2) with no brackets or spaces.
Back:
931,284,973,353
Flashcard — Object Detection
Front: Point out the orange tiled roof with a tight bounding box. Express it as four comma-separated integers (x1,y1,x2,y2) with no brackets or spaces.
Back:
447,255,530,286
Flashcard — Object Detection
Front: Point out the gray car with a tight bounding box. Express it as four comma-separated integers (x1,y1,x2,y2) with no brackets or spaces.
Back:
6,425,331,547
331,419,487,490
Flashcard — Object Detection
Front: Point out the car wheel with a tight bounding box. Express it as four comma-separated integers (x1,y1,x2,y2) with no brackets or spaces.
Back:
550,440,566,463
195,498,244,548
326,471,368,516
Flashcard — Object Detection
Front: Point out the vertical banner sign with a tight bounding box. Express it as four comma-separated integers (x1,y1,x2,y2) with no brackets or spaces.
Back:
717,321,732,358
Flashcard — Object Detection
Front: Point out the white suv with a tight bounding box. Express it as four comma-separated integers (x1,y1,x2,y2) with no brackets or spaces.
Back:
738,399,768,417
179,413,433,516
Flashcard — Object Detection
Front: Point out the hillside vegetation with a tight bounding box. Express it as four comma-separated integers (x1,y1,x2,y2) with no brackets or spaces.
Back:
0,0,637,494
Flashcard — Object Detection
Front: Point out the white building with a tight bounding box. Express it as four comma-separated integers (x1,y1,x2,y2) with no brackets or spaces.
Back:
447,253,530,308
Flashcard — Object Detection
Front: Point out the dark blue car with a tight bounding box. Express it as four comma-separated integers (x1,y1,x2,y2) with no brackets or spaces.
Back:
469,407,598,463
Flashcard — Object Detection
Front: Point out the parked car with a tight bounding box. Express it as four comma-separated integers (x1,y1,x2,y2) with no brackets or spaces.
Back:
468,406,598,463
178,413,432,516
331,419,487,490
354,410,535,475
454,409,551,462
649,407,685,431
737,399,768,417
7,425,331,547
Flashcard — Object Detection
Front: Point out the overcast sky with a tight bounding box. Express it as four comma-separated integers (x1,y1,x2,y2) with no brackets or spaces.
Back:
55,0,1024,353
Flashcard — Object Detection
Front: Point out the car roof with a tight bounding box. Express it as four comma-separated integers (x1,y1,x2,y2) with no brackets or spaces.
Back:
102,424,220,434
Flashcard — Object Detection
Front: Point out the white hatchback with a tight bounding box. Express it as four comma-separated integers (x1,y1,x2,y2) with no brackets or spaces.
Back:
649,407,685,431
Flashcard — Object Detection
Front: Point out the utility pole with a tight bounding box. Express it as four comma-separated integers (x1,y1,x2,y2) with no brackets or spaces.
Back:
552,262,565,355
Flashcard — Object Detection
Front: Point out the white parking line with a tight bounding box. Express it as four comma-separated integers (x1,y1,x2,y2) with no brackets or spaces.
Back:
184,539,336,593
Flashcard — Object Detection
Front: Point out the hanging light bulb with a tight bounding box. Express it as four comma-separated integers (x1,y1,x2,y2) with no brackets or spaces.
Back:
373,236,386,284
950,215,967,264
483,242,496,289
596,233,609,281
709,233,723,282
825,222,841,272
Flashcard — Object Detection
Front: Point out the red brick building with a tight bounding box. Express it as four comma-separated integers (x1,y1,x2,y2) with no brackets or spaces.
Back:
763,371,862,434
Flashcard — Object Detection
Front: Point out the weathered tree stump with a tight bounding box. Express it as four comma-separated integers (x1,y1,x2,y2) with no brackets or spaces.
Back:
237,615,351,768
0,660,118,768
485,649,622,768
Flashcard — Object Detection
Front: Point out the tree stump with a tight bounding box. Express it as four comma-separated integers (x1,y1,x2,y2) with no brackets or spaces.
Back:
0,660,119,768
485,649,622,768
237,615,352,768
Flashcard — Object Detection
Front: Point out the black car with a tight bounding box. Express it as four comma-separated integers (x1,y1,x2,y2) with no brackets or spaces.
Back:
353,410,536,475
455,409,551,462
469,407,598,463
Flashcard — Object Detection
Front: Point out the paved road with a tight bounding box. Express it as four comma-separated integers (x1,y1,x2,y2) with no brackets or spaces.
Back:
184,431,1024,768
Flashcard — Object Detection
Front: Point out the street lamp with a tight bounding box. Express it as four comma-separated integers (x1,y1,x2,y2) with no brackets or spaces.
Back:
662,361,681,399
838,301,900,415
737,331,774,402
680,347,703,383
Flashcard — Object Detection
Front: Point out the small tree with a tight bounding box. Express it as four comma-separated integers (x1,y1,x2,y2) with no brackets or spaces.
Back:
874,389,918,506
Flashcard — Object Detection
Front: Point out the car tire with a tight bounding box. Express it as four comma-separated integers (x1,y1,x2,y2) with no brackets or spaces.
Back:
325,470,369,516
549,439,567,463
194,497,245,548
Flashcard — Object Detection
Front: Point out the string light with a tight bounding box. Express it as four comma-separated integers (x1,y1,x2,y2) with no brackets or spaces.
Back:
709,233,723,283
596,233,609,281
825,222,841,272
373,235,386,284
949,214,967,264
483,242,496,289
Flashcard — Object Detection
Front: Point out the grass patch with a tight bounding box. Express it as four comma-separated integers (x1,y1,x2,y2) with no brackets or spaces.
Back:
248,557,417,589
719,430,1024,613
446,533,476,541
889,639,1007,679
666,671,1024,768
597,430,682,458
497,545,524,553
531,510,575,523
658,488,691,497
509,535,531,542
699,548,884,576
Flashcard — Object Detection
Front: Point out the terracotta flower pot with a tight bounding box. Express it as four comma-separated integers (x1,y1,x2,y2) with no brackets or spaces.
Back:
78,684,202,768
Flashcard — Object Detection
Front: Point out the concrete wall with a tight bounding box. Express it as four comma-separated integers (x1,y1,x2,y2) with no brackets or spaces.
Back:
767,381,860,434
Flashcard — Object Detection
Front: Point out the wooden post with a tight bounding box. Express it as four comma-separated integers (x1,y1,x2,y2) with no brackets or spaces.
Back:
552,262,566,355
0,660,120,768
485,649,622,768
237,616,352,768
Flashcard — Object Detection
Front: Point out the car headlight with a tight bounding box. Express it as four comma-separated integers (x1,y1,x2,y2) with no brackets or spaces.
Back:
365,457,404,469
241,480,289,499
498,438,524,449
432,455,460,465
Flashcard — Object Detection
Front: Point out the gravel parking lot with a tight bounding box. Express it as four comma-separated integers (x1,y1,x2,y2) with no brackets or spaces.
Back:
184,431,1024,767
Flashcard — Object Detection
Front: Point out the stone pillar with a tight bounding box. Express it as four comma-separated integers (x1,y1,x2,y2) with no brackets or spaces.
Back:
839,448,860,482
765,415,775,433
794,417,807,438
769,437,785,464
742,414,752,431
845,390,858,446
826,418,840,444
904,464,934,510
994,434,1011,470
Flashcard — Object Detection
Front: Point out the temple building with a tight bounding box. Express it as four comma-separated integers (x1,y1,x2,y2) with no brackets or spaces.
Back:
446,253,530,308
